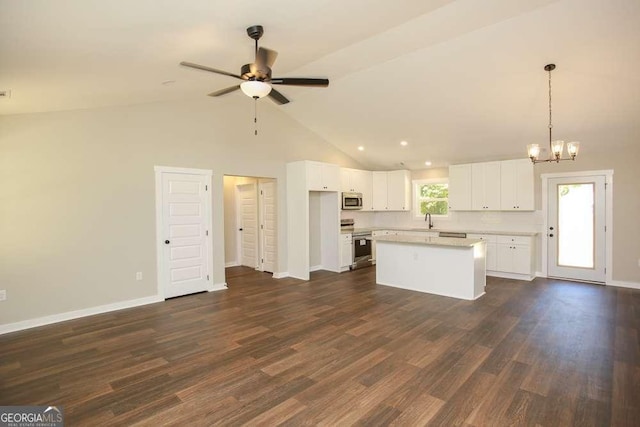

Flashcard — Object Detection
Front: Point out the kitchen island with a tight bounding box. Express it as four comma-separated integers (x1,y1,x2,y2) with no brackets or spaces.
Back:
374,235,486,300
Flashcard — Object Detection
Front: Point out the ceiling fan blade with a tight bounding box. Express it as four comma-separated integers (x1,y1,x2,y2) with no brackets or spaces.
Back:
257,47,278,68
268,88,290,105
180,61,243,80
271,78,329,87
208,85,241,97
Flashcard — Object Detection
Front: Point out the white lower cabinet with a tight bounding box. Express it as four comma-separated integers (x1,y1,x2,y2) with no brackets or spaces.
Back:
340,233,353,270
467,234,497,271
495,235,533,275
469,234,533,279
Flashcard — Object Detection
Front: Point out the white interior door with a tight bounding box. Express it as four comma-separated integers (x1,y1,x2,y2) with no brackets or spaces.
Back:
259,180,277,273
237,183,258,268
160,171,211,298
547,175,606,282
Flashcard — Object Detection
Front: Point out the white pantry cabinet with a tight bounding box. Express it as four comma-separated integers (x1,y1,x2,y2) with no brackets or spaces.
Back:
341,168,373,210
372,170,411,211
471,162,501,210
500,159,534,211
307,161,340,191
448,164,472,211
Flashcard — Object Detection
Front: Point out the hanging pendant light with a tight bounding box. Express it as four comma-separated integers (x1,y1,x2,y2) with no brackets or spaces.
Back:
526,64,580,163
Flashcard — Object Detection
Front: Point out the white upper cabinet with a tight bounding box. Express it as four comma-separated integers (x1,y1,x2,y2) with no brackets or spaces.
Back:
340,169,352,192
307,161,340,191
372,170,410,211
372,172,388,210
341,168,373,210
500,159,534,210
448,164,472,211
450,158,533,212
387,170,411,210
471,161,501,210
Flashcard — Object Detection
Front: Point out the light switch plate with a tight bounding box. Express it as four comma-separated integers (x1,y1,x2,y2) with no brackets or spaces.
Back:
0,290,6,301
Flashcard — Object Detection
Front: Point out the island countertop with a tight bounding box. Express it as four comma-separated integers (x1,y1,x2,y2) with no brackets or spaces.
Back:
373,234,484,248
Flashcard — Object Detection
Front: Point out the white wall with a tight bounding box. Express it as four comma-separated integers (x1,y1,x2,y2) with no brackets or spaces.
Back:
0,97,362,326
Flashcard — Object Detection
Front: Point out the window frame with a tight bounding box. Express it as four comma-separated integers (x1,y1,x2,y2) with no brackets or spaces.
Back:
412,178,450,219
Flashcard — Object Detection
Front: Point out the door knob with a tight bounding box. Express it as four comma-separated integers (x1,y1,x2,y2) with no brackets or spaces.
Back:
549,226,554,230
164,240,170,244
549,234,554,237
239,228,243,231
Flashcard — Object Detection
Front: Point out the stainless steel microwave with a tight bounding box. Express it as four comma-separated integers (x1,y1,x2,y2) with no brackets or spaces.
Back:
342,192,363,210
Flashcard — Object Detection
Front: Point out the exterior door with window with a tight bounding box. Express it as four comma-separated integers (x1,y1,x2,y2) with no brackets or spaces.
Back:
547,175,606,282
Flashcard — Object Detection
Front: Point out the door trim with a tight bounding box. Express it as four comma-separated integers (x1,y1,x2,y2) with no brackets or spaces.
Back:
541,169,613,284
154,165,214,299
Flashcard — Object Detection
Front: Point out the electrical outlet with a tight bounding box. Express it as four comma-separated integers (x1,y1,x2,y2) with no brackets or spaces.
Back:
0,290,6,301
136,272,143,281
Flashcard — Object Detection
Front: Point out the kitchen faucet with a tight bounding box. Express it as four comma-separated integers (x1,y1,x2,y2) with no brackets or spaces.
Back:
425,212,434,229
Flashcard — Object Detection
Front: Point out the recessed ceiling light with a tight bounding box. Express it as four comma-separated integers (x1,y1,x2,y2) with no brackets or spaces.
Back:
400,140,408,146
425,161,432,166
358,146,365,151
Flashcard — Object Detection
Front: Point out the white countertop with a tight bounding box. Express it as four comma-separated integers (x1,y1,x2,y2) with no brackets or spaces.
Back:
342,227,538,236
374,234,484,248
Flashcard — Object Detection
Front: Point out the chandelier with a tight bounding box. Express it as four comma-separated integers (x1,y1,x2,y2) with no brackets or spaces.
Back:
526,64,580,163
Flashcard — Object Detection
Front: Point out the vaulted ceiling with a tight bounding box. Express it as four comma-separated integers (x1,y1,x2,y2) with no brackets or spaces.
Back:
1,0,639,169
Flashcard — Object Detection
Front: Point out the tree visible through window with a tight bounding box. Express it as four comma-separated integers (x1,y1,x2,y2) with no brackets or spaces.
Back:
415,181,448,216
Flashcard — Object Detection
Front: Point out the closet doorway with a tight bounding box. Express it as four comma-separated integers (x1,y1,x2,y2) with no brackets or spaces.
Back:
223,175,277,275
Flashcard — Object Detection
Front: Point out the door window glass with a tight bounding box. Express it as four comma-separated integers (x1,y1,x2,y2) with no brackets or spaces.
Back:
557,183,595,269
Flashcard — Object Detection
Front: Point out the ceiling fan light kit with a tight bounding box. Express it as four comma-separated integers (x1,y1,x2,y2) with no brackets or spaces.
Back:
240,80,272,98
526,64,580,164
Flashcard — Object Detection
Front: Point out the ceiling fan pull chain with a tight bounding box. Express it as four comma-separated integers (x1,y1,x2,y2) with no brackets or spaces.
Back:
254,97,258,136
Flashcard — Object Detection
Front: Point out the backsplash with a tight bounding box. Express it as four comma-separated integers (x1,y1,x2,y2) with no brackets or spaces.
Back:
341,209,544,233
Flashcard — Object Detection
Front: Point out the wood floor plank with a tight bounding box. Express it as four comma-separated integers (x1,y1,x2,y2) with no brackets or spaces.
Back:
0,267,636,425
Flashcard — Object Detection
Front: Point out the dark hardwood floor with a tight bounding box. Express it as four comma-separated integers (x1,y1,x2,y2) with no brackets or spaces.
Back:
1,266,639,426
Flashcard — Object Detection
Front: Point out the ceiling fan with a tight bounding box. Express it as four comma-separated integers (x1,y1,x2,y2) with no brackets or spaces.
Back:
180,25,329,105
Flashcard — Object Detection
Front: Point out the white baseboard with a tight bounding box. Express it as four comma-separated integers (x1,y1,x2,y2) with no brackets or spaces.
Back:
0,295,163,336
607,280,640,290
272,272,289,279
309,265,323,272
487,271,535,282
225,261,239,268
535,271,545,278
209,283,227,292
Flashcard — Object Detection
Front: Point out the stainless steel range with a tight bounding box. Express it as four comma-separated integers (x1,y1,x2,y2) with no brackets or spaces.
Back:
341,220,372,270
351,229,373,269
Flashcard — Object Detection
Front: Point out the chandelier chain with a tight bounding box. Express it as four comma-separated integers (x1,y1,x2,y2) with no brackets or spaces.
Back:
548,67,552,132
